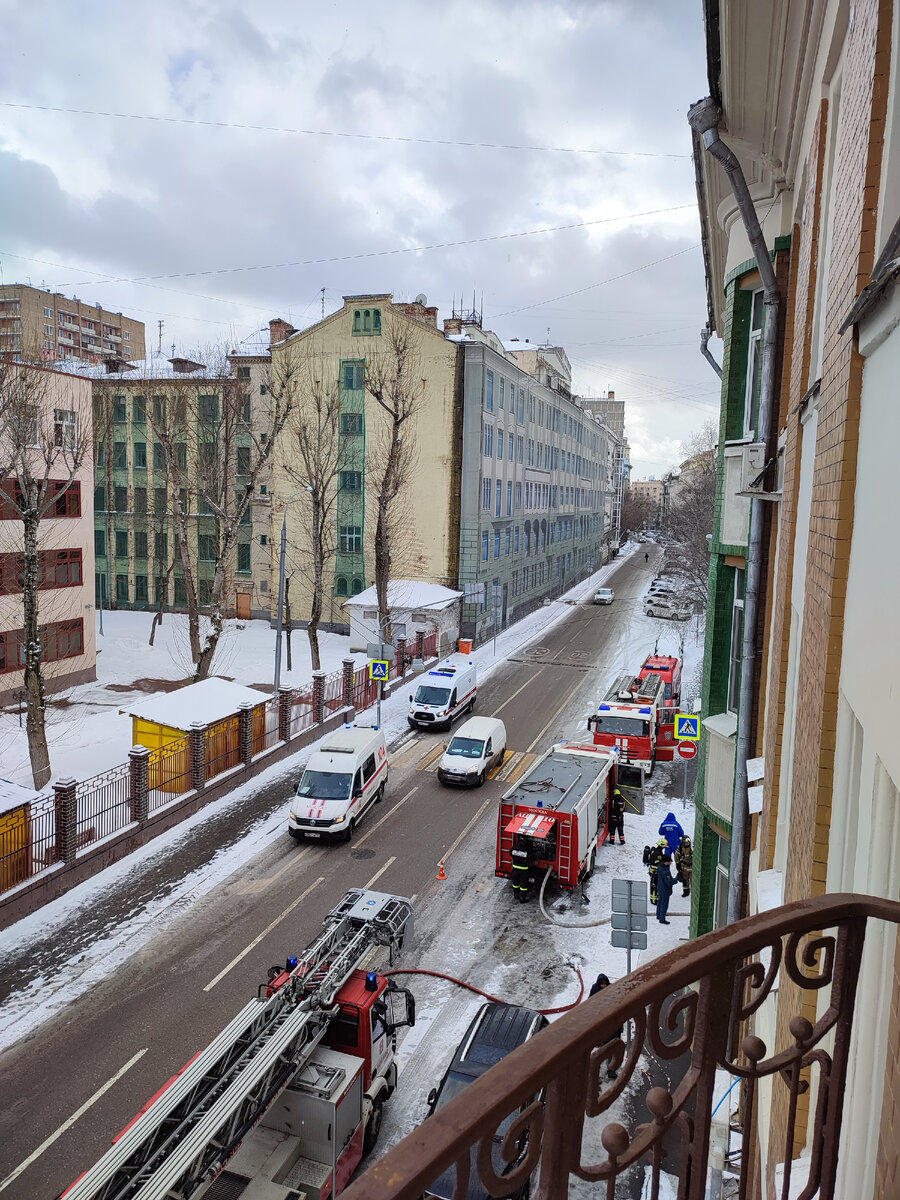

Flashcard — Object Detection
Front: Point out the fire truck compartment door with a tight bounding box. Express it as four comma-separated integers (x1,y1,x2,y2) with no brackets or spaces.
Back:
505,813,555,839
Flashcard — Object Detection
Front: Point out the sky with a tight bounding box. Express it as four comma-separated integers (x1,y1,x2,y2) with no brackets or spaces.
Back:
0,0,720,477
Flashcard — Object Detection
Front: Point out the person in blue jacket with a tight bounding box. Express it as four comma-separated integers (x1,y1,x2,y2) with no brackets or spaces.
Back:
655,854,675,924
659,811,685,856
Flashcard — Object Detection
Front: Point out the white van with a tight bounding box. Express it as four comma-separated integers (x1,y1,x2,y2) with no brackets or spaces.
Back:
437,716,507,787
408,654,477,731
288,725,388,843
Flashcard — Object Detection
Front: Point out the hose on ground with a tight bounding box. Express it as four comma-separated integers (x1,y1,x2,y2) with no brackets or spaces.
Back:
538,865,612,929
383,963,585,1015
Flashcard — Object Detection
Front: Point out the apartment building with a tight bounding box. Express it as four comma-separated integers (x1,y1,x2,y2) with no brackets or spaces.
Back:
691,0,900,1193
0,365,96,706
580,391,629,552
0,285,145,365
450,316,613,641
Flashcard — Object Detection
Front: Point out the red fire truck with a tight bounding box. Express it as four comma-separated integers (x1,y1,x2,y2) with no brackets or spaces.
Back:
587,670,666,775
496,741,618,895
638,655,682,762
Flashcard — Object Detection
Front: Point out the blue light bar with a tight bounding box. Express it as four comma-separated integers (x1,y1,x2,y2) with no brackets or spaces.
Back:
365,971,379,991
286,956,299,970
598,704,611,711
640,707,651,714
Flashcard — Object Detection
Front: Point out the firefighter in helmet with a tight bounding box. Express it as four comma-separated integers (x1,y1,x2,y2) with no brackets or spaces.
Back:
647,838,667,905
511,835,534,902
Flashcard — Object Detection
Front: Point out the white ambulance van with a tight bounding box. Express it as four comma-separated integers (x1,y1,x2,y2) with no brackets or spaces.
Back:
288,724,388,843
408,654,477,731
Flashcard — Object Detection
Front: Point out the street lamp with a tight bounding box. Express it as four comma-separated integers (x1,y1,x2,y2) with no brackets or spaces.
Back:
273,487,313,692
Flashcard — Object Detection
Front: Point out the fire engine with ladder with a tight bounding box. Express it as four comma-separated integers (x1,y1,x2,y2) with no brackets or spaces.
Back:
586,668,667,776
61,889,415,1200
638,654,682,762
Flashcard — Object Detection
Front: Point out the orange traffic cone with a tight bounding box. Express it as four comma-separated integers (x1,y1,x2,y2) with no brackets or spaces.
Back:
436,859,447,880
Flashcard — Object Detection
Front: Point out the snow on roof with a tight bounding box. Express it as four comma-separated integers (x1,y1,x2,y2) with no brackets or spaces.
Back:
343,580,462,611
56,350,222,381
0,778,43,815
127,678,269,730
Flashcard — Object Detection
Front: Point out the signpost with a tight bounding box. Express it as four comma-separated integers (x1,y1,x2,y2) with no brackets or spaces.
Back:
368,629,394,729
675,712,701,806
611,878,649,1048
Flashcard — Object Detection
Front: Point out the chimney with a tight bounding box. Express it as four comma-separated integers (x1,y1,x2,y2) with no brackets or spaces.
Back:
443,316,462,335
608,390,615,399
268,318,296,346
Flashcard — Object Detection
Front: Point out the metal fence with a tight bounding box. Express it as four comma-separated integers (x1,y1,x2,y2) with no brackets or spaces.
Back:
0,792,57,887
251,697,282,758
75,763,132,845
322,668,345,715
422,630,437,660
148,735,193,811
352,666,378,712
290,685,316,738
206,716,241,781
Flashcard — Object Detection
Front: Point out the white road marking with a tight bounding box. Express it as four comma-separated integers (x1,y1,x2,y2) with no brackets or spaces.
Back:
236,847,312,895
525,687,577,754
440,792,497,865
0,1047,148,1193
203,876,326,992
492,667,546,716
354,786,419,847
364,857,397,889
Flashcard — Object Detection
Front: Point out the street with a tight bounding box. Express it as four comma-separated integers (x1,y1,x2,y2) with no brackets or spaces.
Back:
0,544,690,1198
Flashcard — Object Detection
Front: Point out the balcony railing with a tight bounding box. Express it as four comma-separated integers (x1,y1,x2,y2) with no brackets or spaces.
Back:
346,894,900,1200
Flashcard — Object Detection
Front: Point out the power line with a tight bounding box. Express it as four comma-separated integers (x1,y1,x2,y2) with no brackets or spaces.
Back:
2,101,692,159
49,204,698,289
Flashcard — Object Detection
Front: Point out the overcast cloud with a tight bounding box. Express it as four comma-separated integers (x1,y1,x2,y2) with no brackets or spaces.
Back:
1,0,718,476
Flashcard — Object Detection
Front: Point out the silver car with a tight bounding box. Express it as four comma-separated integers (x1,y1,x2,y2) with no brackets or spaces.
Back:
593,587,615,605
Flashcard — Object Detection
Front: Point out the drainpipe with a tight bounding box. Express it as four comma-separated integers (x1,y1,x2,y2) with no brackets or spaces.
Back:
687,97,781,925
700,325,723,377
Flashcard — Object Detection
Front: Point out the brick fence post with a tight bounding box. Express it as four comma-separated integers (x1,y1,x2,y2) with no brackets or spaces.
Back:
396,636,407,677
129,746,150,824
415,630,425,661
53,777,78,865
342,657,355,706
239,703,254,766
190,722,207,792
312,670,326,725
279,687,293,743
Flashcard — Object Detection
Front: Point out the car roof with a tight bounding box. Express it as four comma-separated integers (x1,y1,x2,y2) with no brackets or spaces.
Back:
451,716,503,740
449,1002,547,1078
318,725,383,754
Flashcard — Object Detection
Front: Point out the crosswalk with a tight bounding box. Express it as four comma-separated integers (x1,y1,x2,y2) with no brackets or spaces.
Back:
389,737,537,784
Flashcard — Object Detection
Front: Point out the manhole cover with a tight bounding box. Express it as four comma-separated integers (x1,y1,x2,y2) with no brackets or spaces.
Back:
351,848,376,860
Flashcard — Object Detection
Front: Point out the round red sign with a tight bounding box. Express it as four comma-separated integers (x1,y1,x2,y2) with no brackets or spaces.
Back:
677,741,698,760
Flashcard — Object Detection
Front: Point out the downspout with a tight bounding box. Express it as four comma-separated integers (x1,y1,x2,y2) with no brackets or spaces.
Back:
700,325,723,377
687,97,781,924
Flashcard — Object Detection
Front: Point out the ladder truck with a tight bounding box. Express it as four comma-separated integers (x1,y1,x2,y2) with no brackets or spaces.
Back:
62,889,416,1200
638,654,682,762
586,670,666,777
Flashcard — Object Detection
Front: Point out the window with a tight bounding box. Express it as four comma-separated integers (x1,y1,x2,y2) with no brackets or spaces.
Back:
339,525,362,553
237,366,251,380
114,485,128,512
175,443,187,470
518,390,525,423
495,481,502,517
44,306,53,318
154,487,167,515
0,619,85,673
237,544,251,573
240,393,251,424
116,574,129,602
497,430,504,459
727,568,745,714
123,330,130,341
174,577,187,605
198,579,212,606
237,491,251,523
514,526,520,553
485,371,494,411
134,442,147,469
494,532,501,558
135,531,148,559
133,396,146,424
152,396,166,425
0,549,83,593
153,443,165,470
505,529,511,555
506,481,512,516
352,309,381,335
515,482,522,509
508,434,514,461
134,575,148,604
50,480,81,517
336,576,349,596
199,394,219,424
744,290,764,437
499,378,505,409
155,531,168,560
198,534,217,562
113,398,127,422
343,361,365,390
482,478,491,509
481,532,489,561
113,442,127,470
95,529,106,557
482,424,493,457
115,530,128,558
341,411,363,434
351,578,363,595
154,576,167,606
237,446,251,475
259,383,267,395
517,436,524,463
340,471,362,492
53,409,78,448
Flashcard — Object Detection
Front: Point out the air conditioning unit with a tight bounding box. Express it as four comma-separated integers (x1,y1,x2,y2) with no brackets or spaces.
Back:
739,442,767,494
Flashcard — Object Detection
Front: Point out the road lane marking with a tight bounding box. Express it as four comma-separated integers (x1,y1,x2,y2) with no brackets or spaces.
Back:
389,738,423,767
0,1047,148,1193
354,786,419,847
364,856,397,889
500,752,538,785
492,667,546,716
525,688,577,754
236,847,313,895
416,743,446,772
440,792,496,865
203,876,326,992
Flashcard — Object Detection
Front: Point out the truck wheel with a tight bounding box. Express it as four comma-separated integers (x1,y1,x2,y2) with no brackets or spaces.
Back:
467,696,476,713
288,828,302,842
583,848,596,879
363,1098,384,1154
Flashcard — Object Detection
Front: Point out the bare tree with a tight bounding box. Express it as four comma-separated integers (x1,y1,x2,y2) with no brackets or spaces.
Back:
667,420,718,611
280,359,342,671
621,489,658,540
364,325,424,645
0,359,91,787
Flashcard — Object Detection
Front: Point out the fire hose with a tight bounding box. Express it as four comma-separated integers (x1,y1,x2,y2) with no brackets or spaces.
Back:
384,962,585,1016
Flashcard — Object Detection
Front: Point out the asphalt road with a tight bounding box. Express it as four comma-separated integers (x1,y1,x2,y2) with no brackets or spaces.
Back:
0,544,666,1199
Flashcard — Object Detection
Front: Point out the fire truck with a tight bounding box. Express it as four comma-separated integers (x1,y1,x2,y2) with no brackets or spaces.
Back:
586,669,666,776
62,889,416,1200
496,741,618,895
638,654,682,762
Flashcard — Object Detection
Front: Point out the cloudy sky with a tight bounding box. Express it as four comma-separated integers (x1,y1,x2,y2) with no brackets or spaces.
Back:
1,0,719,477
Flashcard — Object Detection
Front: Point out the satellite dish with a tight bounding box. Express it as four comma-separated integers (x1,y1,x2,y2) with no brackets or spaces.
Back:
415,293,427,305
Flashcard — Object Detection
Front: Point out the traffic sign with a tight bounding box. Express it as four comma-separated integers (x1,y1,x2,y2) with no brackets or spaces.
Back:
674,713,701,741
612,929,648,950
369,660,389,681
366,643,396,663
611,911,647,932
678,741,698,761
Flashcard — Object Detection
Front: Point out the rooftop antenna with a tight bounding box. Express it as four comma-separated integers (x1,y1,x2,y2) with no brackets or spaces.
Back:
546,326,551,345
321,287,325,320
171,342,176,358
157,320,164,355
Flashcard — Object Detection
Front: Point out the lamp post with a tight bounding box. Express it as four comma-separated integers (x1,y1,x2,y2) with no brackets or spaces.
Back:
274,488,313,692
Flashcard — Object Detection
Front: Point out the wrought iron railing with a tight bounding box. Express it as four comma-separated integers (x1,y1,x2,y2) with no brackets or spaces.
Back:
75,763,131,843
346,894,900,1200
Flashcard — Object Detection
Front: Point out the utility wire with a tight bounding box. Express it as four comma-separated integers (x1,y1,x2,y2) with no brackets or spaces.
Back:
2,101,691,159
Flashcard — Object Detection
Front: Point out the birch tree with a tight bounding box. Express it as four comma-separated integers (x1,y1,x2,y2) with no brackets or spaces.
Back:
0,359,91,787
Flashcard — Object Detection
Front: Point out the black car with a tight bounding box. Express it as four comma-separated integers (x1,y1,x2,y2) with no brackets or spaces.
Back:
424,1002,548,1200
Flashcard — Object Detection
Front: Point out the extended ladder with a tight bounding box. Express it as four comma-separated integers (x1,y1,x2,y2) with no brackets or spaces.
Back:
62,890,413,1200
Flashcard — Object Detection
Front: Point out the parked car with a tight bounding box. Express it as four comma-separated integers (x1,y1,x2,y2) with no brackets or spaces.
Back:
424,1002,549,1200
437,716,507,787
646,600,691,621
592,587,615,605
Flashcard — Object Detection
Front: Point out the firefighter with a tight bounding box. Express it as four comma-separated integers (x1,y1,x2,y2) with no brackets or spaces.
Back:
675,835,693,897
608,788,626,845
510,837,533,902
656,854,675,924
647,838,666,905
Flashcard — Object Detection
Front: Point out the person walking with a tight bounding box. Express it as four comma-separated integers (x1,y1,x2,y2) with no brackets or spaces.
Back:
608,788,626,845
659,811,685,856
644,551,649,563
655,854,675,924
587,974,622,1080
647,838,666,905
675,835,693,898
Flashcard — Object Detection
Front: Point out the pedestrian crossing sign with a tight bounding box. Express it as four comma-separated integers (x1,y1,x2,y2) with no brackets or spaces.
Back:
369,660,389,681
674,713,701,741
